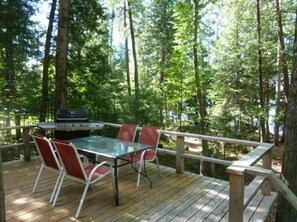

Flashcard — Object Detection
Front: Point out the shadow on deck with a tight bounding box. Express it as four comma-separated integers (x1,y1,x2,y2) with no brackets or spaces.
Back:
3,158,277,222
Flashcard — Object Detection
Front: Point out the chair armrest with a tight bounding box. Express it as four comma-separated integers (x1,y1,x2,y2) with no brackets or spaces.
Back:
88,161,112,179
140,148,156,161
79,154,89,167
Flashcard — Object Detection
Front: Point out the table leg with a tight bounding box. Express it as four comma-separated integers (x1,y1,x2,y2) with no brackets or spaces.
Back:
114,158,119,206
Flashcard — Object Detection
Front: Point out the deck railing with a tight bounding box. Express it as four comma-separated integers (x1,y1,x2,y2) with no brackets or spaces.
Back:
1,123,297,221
0,125,36,161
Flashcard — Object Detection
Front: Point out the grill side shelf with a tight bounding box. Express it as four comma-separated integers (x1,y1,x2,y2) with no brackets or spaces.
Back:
38,121,105,130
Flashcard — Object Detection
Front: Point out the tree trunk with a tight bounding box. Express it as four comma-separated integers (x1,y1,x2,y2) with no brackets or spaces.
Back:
275,9,297,222
193,0,211,176
127,1,139,96
0,0,4,215
109,7,114,65
4,0,16,135
55,0,70,110
256,0,266,142
275,0,289,103
124,1,131,96
127,0,140,120
160,39,166,126
274,50,281,145
39,0,57,123
274,0,290,145
4,39,14,131
15,113,21,139
0,151,5,222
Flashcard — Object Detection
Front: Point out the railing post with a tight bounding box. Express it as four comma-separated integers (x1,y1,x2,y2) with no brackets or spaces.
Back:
176,136,185,174
262,148,272,195
22,127,31,161
229,172,244,222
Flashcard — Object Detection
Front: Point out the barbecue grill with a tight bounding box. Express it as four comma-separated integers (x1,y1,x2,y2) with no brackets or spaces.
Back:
38,109,104,139
55,109,89,139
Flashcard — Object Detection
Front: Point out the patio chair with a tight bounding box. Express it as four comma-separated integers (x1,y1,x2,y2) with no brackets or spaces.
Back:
51,138,113,218
121,125,162,187
114,124,138,175
96,124,137,167
30,133,63,203
117,124,138,142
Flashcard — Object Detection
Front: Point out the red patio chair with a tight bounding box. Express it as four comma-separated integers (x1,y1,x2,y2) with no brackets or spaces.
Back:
115,124,138,175
51,138,113,218
30,133,63,203
117,124,138,142
122,125,162,187
96,124,137,166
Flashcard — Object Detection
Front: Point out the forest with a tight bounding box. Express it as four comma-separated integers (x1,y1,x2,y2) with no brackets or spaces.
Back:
1,0,297,220
1,0,296,144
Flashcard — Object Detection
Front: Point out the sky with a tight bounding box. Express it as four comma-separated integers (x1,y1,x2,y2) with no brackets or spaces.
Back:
32,1,51,29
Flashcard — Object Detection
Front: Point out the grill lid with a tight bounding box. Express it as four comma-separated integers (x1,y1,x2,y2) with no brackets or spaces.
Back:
56,109,89,121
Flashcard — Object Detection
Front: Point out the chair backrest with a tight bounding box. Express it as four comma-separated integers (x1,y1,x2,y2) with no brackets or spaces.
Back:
51,139,87,181
138,125,161,160
138,125,161,148
117,124,137,142
30,133,61,171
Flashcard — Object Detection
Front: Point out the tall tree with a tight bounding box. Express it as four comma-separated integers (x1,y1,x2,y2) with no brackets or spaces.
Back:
274,0,290,144
276,9,297,221
0,0,39,129
127,0,139,105
0,151,5,222
0,2,34,212
109,6,115,65
124,1,131,96
39,0,57,122
256,0,266,142
193,0,211,175
55,0,70,110
275,0,290,103
274,45,281,145
65,0,112,121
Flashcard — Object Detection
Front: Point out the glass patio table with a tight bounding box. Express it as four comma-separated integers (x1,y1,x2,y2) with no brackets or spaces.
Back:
68,135,153,206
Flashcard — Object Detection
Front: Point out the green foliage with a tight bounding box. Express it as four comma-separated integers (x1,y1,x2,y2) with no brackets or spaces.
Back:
0,0,296,146
66,0,115,121
0,0,41,124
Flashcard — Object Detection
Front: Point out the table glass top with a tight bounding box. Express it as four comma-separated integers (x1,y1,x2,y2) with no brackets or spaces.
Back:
69,136,152,158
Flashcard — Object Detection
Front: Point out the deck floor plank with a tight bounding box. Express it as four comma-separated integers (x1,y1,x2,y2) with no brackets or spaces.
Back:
146,177,217,222
114,172,200,222
80,169,172,221
171,180,229,222
3,158,277,222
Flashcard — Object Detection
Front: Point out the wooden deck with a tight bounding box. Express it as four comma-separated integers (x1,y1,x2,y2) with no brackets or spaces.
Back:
3,158,277,222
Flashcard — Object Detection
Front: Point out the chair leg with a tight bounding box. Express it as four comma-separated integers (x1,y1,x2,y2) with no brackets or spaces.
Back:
136,161,143,187
75,182,90,218
52,172,65,206
32,164,44,192
155,156,162,177
49,170,63,203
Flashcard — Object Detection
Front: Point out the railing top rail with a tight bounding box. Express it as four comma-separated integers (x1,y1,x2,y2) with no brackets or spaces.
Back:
161,129,265,147
0,125,37,130
104,122,266,147
227,143,274,175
